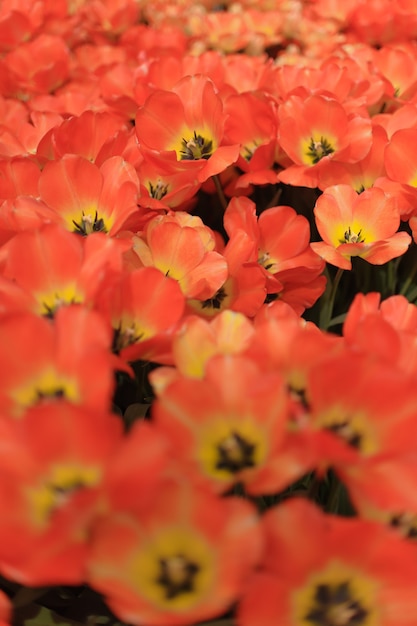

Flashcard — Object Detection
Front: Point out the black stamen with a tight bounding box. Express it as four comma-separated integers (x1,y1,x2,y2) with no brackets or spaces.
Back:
201,287,227,310
305,581,368,625
216,431,256,473
306,136,334,164
179,131,213,161
156,555,200,600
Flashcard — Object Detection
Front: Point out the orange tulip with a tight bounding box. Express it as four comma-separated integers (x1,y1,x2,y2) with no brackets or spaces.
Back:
152,354,290,495
0,225,126,316
135,75,240,183
239,498,417,626
89,457,261,626
96,266,185,364
306,351,417,513
0,403,122,586
311,184,411,269
0,307,117,418
38,154,139,236
278,93,372,188
132,212,228,301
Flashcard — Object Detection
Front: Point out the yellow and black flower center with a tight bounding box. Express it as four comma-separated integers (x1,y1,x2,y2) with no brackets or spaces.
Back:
340,227,365,244
13,371,79,416
242,140,259,161
38,284,84,318
179,131,213,161
327,420,362,450
198,419,267,483
31,464,99,526
130,527,213,610
306,136,335,164
201,287,227,310
258,250,275,272
156,554,200,600
317,407,376,456
112,323,144,353
73,210,107,236
43,300,68,319
305,581,368,626
390,512,417,540
36,388,65,400
216,431,256,473
295,563,376,626
148,180,169,200
42,296,80,319
47,478,86,508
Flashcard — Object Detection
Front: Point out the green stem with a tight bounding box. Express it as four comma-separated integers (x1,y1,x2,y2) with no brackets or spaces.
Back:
327,312,347,328
400,259,417,296
325,473,342,513
319,267,344,331
212,174,228,212
406,284,417,302
266,184,282,209
307,472,321,502
386,258,400,295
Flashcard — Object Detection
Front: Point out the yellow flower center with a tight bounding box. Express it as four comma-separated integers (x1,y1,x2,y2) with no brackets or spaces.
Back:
12,370,79,417
170,127,217,161
29,464,100,527
390,512,417,540
188,282,233,319
148,179,169,200
72,210,107,235
340,227,365,245
37,284,84,317
198,417,267,483
258,249,277,272
201,286,228,310
316,406,378,456
112,317,153,352
302,134,336,165
63,207,112,236
294,561,378,626
242,140,260,161
331,221,374,250
129,527,214,611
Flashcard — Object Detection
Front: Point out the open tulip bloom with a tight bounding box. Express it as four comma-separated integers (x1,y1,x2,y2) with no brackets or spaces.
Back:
311,185,411,270
3,1,417,626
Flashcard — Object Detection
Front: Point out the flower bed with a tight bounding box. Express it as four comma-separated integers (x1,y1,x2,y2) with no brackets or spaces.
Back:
2,0,417,625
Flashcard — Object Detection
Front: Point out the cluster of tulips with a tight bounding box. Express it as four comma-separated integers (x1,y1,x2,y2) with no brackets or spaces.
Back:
3,0,417,625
